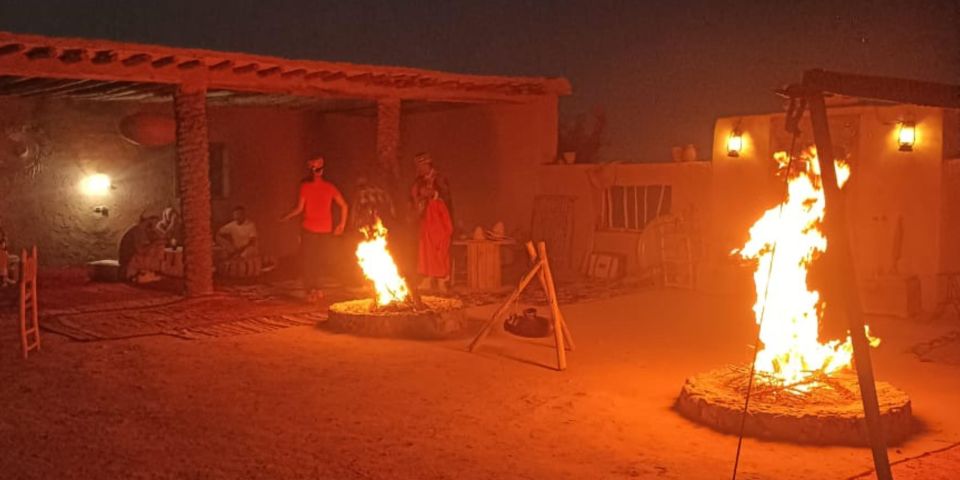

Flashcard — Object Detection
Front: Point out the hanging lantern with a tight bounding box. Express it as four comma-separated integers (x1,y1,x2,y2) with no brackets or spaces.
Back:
726,129,743,157
897,121,916,152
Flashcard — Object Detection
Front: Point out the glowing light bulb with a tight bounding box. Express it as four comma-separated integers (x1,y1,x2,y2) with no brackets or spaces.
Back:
727,130,743,157
81,174,111,196
897,122,916,152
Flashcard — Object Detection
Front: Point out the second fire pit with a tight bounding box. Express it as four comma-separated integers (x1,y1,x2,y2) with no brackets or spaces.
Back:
326,296,468,339
675,364,914,445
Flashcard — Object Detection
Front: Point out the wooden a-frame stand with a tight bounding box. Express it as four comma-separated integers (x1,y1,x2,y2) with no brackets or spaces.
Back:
468,241,575,371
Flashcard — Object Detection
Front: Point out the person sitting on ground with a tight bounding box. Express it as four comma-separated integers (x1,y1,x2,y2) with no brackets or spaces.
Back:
125,214,165,283
217,206,259,261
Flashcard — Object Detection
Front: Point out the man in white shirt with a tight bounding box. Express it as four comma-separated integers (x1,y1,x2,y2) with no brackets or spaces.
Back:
217,206,259,260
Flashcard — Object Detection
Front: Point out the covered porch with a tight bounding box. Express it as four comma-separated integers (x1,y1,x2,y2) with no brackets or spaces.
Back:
0,31,569,296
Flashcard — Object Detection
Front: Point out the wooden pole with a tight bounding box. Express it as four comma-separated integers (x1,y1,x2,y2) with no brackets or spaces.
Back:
537,242,567,371
468,260,542,352
526,241,575,351
808,92,893,480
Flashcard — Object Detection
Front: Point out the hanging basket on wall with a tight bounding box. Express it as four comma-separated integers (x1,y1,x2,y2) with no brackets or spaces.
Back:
0,123,48,182
119,112,176,147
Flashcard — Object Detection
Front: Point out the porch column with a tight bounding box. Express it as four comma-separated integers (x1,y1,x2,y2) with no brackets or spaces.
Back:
376,97,401,184
174,81,214,296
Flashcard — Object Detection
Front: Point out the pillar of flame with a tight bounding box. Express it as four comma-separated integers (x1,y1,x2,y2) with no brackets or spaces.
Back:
733,148,878,390
355,219,410,307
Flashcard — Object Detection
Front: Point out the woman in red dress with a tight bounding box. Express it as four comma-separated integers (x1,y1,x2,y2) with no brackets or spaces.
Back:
411,153,453,291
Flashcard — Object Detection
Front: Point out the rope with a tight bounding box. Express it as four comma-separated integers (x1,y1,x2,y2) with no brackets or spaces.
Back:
731,128,801,480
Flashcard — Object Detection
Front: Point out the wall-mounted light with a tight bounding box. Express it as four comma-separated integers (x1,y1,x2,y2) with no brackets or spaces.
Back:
81,173,112,196
897,121,916,152
726,129,743,157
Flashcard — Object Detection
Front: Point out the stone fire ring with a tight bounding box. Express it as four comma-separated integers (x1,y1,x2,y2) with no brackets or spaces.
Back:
675,364,915,446
326,296,469,340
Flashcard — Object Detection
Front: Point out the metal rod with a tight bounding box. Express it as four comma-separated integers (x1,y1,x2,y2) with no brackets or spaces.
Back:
807,92,893,480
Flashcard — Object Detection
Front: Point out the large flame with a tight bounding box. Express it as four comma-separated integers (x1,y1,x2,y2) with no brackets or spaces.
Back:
356,219,409,306
734,148,878,390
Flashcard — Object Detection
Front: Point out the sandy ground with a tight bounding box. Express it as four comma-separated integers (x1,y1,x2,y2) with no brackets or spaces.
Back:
1,287,959,479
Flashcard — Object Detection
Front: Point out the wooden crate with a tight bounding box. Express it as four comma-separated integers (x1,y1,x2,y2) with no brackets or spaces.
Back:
465,241,502,290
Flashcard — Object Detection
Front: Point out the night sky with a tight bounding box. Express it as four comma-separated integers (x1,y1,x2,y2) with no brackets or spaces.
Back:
1,0,957,161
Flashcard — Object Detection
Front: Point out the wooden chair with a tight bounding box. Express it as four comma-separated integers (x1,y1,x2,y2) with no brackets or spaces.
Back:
19,246,40,359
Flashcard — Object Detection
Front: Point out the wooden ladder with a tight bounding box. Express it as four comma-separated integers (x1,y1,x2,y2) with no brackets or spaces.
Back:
659,224,694,289
19,246,40,359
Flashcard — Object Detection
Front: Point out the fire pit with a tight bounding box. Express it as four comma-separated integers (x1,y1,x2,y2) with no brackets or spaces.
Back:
324,219,469,339
677,149,915,445
675,365,913,445
327,296,468,339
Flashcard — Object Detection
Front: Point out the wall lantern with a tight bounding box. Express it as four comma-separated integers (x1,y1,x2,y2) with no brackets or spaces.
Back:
81,173,112,196
897,121,916,152
726,129,744,157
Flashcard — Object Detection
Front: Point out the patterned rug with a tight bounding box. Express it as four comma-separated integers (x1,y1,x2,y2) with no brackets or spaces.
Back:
910,330,960,365
41,289,330,342
30,276,647,342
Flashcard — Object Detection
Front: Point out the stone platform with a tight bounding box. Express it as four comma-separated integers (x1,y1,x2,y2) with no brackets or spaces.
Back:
326,296,470,340
675,364,915,445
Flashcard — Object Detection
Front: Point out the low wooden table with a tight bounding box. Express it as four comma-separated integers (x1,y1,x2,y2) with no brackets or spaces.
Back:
452,239,514,291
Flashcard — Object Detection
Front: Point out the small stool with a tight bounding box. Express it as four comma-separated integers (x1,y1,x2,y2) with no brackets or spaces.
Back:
87,259,121,282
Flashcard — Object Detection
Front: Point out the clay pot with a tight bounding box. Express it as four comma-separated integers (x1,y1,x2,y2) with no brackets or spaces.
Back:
682,144,698,162
119,112,176,147
671,146,684,162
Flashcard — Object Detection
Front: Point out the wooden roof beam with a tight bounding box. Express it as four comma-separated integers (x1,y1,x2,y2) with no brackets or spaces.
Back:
209,60,233,71
91,50,117,64
257,66,281,77
177,59,202,70
58,49,86,64
0,43,23,56
0,76,54,94
21,79,101,96
25,46,55,60
122,53,151,67
151,56,176,68
233,63,258,74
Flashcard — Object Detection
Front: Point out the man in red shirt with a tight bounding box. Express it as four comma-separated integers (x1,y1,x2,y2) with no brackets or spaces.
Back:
282,156,349,301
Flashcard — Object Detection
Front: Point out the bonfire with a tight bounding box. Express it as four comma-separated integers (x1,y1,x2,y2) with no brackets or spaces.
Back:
326,217,466,339
355,219,412,309
675,148,911,446
733,147,879,391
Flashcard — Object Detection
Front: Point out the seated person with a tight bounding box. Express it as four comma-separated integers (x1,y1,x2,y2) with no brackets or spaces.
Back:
217,206,259,260
155,207,183,248
125,214,165,283
217,206,273,277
